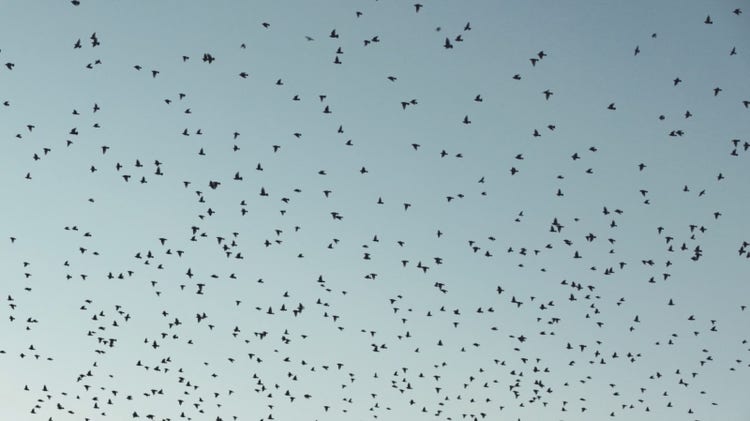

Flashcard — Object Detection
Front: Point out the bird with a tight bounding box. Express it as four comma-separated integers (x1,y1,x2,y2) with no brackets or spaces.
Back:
0,4,747,421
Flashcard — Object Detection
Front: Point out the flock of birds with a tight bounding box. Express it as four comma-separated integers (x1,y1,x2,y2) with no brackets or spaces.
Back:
0,2,748,421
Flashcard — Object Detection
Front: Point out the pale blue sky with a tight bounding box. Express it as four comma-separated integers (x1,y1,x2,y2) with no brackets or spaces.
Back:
1,1,749,420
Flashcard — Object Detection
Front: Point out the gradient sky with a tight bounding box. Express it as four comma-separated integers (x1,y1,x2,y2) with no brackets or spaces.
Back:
1,1,749,420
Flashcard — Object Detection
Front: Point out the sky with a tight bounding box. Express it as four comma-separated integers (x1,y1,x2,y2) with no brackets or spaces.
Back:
0,0,749,420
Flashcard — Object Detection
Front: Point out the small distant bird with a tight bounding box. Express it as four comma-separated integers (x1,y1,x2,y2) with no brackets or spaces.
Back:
414,3,423,12
704,15,712,24
543,89,553,100
444,38,453,49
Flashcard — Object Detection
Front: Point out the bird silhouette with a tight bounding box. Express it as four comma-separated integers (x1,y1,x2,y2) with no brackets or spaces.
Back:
0,4,747,421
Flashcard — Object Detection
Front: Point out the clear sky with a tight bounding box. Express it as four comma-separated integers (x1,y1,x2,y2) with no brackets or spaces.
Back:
0,1,749,420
